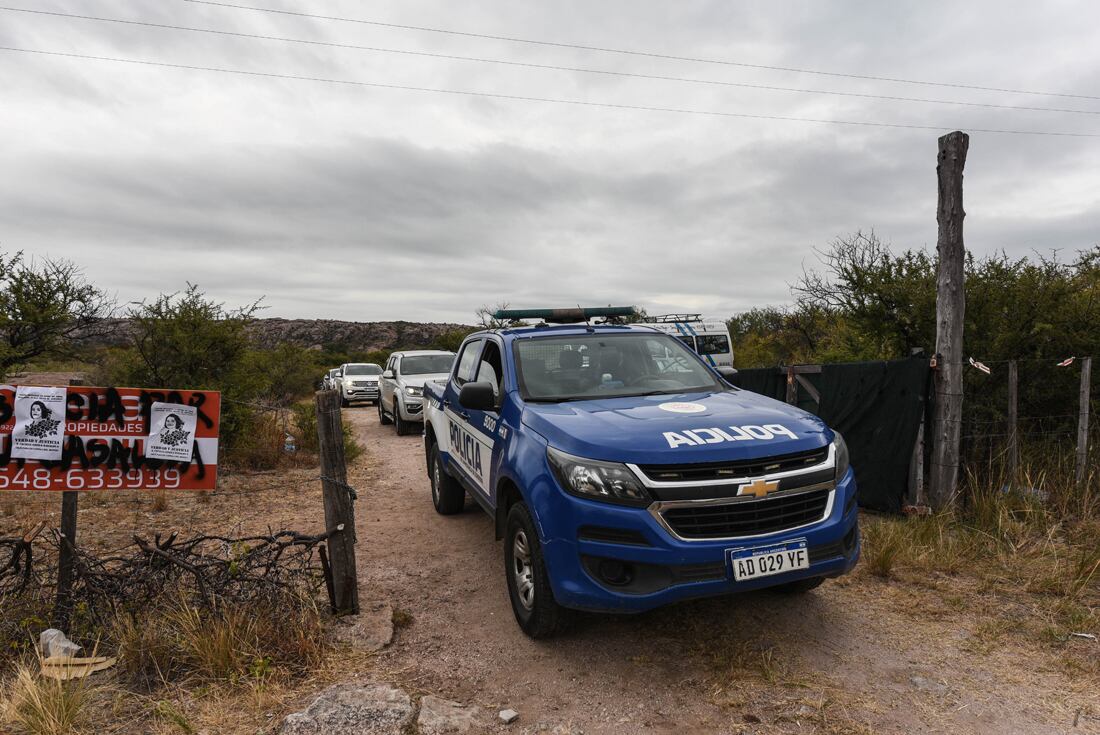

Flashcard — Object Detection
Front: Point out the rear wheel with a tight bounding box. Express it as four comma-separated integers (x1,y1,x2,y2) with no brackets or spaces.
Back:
504,503,565,639
378,396,392,425
430,444,464,515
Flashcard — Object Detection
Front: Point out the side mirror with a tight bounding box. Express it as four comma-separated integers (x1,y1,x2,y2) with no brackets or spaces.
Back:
716,366,740,387
382,369,395,379
459,381,496,411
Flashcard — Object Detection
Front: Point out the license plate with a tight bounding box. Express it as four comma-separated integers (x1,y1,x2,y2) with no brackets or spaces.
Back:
728,539,808,582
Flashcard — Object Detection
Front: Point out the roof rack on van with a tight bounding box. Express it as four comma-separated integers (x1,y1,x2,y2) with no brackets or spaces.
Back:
492,306,635,325
643,313,703,323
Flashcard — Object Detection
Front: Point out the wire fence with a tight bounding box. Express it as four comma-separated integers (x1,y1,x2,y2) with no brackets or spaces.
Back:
955,355,1096,491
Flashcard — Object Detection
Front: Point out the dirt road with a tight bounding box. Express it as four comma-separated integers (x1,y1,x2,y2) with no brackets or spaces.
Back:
346,408,1099,735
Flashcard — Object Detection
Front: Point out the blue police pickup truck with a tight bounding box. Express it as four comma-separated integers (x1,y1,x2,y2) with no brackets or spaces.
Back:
422,307,860,638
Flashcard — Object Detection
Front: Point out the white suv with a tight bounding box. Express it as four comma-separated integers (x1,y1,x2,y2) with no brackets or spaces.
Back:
339,363,383,406
378,350,455,435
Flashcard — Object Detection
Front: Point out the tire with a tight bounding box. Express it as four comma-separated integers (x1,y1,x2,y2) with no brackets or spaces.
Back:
340,395,350,408
394,400,411,436
430,444,464,515
771,576,826,594
378,396,392,425
504,503,565,639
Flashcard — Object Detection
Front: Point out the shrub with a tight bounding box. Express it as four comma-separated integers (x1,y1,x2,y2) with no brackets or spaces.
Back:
291,403,319,454
291,402,363,463
223,409,286,471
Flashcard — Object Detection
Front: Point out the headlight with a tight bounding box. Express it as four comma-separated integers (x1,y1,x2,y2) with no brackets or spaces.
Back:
832,430,850,480
546,447,652,506
404,386,422,397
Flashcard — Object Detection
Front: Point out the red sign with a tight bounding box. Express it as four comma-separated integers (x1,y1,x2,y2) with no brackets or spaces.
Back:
0,386,220,492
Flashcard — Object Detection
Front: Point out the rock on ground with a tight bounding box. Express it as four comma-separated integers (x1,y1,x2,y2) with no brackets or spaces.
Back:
330,602,394,652
279,683,414,735
417,695,484,734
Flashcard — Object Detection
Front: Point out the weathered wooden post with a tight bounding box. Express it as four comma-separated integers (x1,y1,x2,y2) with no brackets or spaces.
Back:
928,131,969,510
1077,357,1092,485
315,389,359,614
54,491,78,629
1007,360,1018,489
54,378,82,629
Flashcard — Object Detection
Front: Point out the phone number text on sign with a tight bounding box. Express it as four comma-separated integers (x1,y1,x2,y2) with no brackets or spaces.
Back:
0,385,220,492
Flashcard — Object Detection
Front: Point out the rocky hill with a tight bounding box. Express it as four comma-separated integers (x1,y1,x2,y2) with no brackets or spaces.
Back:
246,318,474,352
84,318,475,353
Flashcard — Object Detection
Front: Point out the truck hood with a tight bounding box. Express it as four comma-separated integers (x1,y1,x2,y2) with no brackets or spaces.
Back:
521,390,830,465
401,374,451,390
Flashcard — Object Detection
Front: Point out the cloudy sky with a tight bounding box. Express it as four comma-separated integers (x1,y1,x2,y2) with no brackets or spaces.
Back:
2,1,1098,323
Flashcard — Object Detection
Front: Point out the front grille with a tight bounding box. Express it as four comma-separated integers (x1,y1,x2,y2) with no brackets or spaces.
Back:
661,488,830,539
638,446,828,483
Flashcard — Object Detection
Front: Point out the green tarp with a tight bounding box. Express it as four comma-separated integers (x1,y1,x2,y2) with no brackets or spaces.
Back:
737,357,930,512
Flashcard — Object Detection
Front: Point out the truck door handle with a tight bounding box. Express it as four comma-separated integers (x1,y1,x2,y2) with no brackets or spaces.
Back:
456,410,469,421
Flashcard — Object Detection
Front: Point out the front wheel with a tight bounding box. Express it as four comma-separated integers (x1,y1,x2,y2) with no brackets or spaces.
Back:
430,444,464,515
340,395,350,408
394,401,412,435
504,504,565,639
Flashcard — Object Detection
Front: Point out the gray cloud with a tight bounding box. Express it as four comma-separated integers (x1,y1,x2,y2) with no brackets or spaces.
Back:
1,0,1098,323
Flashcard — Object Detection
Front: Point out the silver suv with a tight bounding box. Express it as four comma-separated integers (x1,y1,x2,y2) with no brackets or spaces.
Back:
378,350,455,435
339,363,383,406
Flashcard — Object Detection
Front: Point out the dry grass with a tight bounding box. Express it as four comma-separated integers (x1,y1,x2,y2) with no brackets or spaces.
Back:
0,659,108,735
391,608,414,630
150,493,169,513
108,595,328,690
860,520,905,578
859,471,1100,651
706,637,788,688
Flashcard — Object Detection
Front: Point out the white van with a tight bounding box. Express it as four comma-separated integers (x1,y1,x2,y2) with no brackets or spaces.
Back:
642,314,734,367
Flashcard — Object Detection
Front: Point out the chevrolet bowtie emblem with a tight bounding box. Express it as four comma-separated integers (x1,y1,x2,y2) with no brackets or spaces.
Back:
738,478,780,498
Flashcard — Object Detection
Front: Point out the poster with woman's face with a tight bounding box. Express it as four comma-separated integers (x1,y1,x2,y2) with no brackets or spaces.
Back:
11,386,67,460
145,402,198,462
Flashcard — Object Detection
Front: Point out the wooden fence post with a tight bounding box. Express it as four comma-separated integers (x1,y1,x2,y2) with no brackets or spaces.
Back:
315,390,359,615
928,131,969,510
53,491,78,629
1007,360,1018,489
54,377,82,629
1077,357,1092,485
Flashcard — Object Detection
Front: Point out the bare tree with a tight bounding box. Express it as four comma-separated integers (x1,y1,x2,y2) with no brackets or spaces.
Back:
0,251,115,378
475,302,525,329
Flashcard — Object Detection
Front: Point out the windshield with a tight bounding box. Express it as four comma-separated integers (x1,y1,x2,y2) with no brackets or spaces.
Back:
401,354,454,375
345,364,382,376
515,333,724,402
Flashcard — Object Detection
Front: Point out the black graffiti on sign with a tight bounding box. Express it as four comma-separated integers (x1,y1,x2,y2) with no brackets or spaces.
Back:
60,388,214,429
4,386,214,478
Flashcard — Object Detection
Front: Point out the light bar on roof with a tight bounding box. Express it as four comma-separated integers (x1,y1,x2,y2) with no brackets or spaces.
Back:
492,306,635,323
